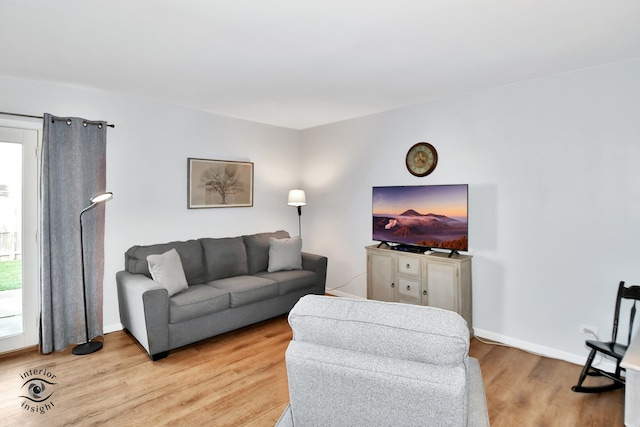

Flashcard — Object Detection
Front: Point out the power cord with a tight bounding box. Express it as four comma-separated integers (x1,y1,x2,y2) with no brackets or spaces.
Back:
326,272,366,292
580,327,604,367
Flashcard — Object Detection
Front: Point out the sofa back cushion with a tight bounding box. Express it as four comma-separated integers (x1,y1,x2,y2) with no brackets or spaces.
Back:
200,237,248,280
125,240,206,285
243,230,290,274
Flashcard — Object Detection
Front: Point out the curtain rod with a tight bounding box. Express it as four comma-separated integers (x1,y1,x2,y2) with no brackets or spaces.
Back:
0,111,115,128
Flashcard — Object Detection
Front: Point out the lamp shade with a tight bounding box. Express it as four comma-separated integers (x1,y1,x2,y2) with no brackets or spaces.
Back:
287,189,306,207
90,192,113,204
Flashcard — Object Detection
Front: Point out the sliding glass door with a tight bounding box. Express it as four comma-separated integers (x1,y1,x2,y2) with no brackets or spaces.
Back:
0,120,39,352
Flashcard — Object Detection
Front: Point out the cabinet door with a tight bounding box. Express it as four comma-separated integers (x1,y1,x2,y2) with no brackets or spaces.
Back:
368,252,396,302
426,261,459,312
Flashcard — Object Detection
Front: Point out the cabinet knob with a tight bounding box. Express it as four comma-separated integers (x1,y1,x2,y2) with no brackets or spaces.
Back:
406,263,410,269
423,290,427,295
391,283,395,288
406,285,411,291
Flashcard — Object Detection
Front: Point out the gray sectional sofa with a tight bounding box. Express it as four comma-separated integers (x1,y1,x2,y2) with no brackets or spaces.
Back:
115,230,327,360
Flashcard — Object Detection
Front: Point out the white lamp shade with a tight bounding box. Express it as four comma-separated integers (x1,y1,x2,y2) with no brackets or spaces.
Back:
287,189,306,206
90,192,113,204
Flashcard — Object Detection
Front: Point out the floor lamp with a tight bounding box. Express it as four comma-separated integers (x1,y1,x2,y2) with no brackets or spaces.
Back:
72,191,113,356
287,189,306,237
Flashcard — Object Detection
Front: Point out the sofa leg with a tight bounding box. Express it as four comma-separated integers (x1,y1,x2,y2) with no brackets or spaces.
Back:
152,351,169,361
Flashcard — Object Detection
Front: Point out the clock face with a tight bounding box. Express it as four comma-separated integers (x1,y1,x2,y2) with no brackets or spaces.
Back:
406,142,438,177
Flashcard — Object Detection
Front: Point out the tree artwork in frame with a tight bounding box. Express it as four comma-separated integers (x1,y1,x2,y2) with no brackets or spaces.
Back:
188,158,254,208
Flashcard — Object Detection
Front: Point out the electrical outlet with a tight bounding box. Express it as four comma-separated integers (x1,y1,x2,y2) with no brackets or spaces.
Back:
579,324,599,337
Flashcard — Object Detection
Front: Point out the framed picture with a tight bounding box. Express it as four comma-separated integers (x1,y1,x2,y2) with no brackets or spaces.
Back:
188,158,254,208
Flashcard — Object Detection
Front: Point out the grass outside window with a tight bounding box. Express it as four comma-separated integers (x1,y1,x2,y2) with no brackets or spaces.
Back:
0,260,21,291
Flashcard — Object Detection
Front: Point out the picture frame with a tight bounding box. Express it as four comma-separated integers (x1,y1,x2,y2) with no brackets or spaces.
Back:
188,158,254,208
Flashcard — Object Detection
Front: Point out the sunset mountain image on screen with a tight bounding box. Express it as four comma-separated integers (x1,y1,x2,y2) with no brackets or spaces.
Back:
372,185,468,251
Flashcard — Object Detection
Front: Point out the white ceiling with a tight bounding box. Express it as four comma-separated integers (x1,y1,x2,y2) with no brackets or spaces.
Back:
1,0,640,129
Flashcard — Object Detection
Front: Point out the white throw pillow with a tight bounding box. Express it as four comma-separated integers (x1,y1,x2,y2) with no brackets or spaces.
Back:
268,237,303,272
147,248,189,297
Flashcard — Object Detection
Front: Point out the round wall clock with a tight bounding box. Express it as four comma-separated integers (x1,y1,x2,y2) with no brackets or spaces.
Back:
406,142,438,177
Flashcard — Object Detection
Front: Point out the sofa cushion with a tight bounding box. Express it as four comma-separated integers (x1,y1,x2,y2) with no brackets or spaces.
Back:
147,248,189,297
200,237,249,280
169,284,230,323
243,230,290,274
268,237,303,272
125,240,206,285
289,295,469,366
256,270,316,295
209,276,279,307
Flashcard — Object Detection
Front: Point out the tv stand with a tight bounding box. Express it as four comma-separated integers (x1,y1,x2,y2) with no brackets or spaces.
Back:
448,249,460,258
366,245,473,334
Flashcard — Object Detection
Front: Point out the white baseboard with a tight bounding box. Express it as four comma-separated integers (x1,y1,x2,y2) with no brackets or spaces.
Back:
473,327,617,372
104,323,123,334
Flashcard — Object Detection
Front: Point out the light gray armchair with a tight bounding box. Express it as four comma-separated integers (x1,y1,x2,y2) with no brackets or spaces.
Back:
276,295,490,427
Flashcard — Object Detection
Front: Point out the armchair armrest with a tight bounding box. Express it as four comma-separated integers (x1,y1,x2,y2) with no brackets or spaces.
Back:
116,271,170,358
468,357,490,427
274,404,294,427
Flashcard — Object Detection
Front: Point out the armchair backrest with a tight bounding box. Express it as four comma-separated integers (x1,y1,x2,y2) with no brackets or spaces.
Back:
284,295,473,426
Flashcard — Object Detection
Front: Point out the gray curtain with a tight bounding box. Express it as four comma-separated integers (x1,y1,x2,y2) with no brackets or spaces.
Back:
40,114,107,354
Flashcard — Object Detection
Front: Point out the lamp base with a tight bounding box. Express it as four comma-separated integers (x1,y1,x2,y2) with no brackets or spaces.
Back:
72,340,103,355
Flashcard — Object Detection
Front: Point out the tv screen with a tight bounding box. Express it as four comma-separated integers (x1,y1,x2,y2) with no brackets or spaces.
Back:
372,184,468,251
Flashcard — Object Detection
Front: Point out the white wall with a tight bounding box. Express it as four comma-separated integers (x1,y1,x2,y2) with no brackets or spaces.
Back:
0,75,304,333
301,58,640,364
2,57,639,364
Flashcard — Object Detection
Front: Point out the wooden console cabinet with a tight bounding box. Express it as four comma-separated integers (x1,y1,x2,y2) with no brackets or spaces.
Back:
366,245,473,332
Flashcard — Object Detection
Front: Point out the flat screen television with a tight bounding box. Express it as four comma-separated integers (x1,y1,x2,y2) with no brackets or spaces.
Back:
372,184,468,252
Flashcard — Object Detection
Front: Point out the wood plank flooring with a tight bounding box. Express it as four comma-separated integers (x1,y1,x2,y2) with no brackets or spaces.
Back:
470,338,624,426
0,315,625,426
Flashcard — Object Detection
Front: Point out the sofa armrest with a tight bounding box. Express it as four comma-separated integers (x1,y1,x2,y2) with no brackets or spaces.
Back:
116,271,170,358
301,252,327,294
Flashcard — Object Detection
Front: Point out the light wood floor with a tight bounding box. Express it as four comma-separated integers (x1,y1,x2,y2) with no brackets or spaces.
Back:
0,315,624,426
470,338,624,426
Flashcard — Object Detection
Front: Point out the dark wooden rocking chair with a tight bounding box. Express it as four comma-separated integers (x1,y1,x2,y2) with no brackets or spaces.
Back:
572,281,640,393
